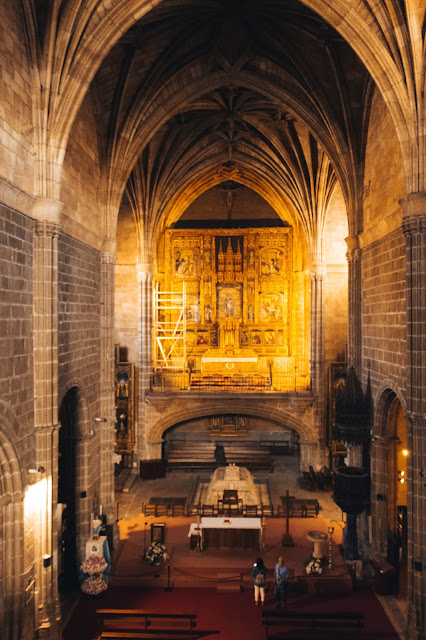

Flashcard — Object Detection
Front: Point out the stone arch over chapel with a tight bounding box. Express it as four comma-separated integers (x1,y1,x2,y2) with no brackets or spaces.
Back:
146,398,316,445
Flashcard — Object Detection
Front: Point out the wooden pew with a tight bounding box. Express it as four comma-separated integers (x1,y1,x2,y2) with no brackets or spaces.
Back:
97,609,197,630
99,629,219,640
262,609,364,640
96,610,219,640
167,442,217,472
99,632,217,640
222,444,274,471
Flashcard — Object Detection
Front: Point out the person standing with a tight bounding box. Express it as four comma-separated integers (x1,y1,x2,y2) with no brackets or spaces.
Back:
252,557,267,606
274,556,289,608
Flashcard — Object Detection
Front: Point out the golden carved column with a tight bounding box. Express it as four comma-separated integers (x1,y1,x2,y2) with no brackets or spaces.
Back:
400,194,426,640
32,197,63,639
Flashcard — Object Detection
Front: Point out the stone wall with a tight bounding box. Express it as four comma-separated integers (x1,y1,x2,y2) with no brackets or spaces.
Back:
0,205,34,440
324,184,348,362
115,206,139,362
58,234,102,419
0,1,34,198
60,90,103,246
363,89,405,241
361,87,407,398
361,228,406,394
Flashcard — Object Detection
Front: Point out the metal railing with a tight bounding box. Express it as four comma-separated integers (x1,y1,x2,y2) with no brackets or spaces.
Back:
151,369,310,394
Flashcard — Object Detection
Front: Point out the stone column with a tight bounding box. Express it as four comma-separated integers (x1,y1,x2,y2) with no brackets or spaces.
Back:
401,194,426,640
345,237,362,374
310,263,327,453
136,262,153,462
293,270,307,379
99,241,117,526
32,197,63,639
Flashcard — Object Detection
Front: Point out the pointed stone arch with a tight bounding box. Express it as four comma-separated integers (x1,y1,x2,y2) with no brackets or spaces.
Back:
21,0,423,205
0,406,24,640
371,386,408,559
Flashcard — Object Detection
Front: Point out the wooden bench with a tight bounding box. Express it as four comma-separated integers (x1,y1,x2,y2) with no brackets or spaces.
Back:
96,610,219,640
97,609,197,631
167,443,217,472
99,632,217,639
262,609,364,640
223,444,274,471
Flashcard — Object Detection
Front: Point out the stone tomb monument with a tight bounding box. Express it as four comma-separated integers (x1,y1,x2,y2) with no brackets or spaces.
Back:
204,464,260,506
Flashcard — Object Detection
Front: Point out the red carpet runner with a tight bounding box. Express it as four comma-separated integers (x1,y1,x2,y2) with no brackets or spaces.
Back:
63,584,401,639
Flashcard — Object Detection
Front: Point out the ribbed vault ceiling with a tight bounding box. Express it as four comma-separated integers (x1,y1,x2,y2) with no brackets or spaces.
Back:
89,0,373,250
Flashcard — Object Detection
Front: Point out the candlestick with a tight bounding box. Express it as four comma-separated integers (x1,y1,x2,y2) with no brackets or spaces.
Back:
328,526,334,570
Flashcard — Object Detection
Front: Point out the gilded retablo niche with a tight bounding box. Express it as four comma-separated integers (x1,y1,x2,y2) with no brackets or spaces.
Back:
159,227,308,391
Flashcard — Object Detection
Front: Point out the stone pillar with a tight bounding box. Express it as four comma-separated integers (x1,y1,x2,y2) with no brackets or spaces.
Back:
99,241,117,526
136,262,153,462
293,270,307,379
310,263,327,447
401,194,426,640
346,237,362,374
32,197,63,639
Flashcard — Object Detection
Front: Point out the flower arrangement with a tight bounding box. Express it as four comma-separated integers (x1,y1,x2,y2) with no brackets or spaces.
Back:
305,557,323,575
80,555,108,575
81,575,108,596
144,541,169,565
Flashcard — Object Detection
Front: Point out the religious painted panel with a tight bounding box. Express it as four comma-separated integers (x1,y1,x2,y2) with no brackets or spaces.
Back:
217,285,242,319
259,293,283,322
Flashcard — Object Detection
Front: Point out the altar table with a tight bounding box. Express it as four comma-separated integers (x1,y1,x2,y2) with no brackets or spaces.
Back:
189,516,262,550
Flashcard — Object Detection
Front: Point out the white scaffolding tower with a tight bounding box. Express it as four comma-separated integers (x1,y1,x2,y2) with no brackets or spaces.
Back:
153,283,187,370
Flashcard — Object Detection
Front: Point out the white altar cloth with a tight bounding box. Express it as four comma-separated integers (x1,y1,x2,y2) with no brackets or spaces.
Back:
188,517,261,537
188,517,262,550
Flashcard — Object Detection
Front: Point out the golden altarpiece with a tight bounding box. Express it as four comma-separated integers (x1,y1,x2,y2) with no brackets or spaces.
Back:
154,228,309,392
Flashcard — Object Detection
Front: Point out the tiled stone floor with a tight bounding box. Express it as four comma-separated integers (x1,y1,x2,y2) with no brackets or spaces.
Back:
113,455,406,640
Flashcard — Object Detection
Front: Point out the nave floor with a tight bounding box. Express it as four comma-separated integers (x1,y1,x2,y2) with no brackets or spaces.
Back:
63,455,406,639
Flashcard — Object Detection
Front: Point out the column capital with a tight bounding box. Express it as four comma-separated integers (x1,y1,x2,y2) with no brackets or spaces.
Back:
102,239,117,255
345,235,361,252
310,262,326,278
137,263,153,278
399,191,426,217
402,215,426,237
32,197,64,225
346,248,362,263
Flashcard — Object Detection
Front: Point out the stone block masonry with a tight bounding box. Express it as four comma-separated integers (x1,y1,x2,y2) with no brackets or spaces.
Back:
58,234,102,415
0,204,34,434
362,228,406,393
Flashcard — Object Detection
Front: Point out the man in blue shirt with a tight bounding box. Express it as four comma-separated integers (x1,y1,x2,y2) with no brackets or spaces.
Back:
274,556,289,608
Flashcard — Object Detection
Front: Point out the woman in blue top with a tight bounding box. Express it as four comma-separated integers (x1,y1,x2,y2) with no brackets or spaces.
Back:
252,557,267,606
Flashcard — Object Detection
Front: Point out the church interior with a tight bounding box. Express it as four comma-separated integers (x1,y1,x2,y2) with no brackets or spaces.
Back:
0,1,425,639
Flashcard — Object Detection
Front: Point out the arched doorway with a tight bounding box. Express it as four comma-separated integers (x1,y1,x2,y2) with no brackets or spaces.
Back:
387,398,408,599
58,387,80,592
0,429,24,640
